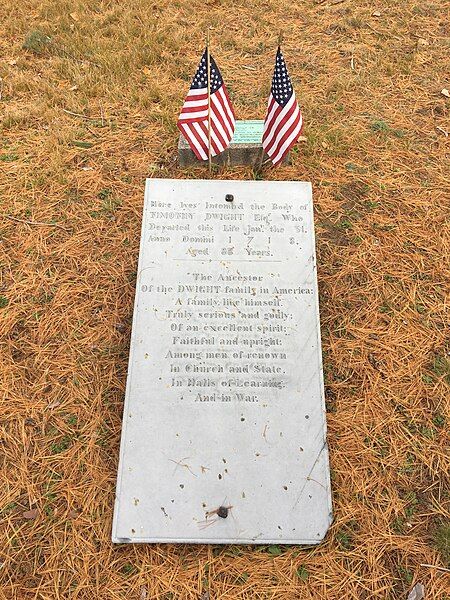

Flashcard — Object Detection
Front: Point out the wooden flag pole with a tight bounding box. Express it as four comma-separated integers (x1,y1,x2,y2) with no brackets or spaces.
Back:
206,30,212,174
278,30,283,48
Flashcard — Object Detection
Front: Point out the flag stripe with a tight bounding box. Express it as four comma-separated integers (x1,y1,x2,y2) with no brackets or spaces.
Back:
188,88,209,97
263,94,296,147
264,107,296,156
271,115,303,165
193,121,210,149
182,97,208,108
179,123,207,160
262,105,285,147
199,120,222,155
269,112,303,165
180,104,208,114
197,121,222,156
211,95,233,140
218,86,235,125
264,99,299,155
212,90,234,138
186,123,208,160
179,110,208,120
263,96,279,131
209,124,225,154
210,117,227,150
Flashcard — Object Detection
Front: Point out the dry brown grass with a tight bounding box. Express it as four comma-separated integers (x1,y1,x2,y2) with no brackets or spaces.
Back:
1,0,449,598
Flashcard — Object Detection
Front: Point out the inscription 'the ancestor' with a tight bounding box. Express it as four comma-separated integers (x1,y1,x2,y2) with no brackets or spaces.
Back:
113,179,332,545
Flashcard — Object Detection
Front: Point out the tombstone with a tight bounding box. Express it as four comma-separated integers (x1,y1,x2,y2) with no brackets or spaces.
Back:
112,178,332,544
178,120,290,167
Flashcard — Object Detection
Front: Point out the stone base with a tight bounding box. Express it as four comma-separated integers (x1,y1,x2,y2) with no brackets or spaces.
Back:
177,120,290,168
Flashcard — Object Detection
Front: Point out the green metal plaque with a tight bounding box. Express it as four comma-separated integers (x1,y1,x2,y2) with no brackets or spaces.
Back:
231,120,264,145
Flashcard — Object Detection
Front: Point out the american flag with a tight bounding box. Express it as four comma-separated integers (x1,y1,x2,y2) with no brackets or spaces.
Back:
177,49,236,161
262,47,303,166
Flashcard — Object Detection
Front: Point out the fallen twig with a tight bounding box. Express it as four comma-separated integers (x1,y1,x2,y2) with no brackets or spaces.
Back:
86,126,99,137
62,108,102,120
55,44,99,67
5,215,70,231
366,22,402,41
419,563,450,573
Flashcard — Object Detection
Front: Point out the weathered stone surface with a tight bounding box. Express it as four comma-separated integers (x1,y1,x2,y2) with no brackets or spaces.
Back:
112,178,332,544
178,120,290,167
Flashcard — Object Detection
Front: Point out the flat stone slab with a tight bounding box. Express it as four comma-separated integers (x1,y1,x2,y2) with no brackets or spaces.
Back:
112,178,332,544
178,120,289,167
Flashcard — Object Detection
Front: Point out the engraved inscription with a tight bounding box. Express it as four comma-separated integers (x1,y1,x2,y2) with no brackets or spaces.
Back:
137,187,314,406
